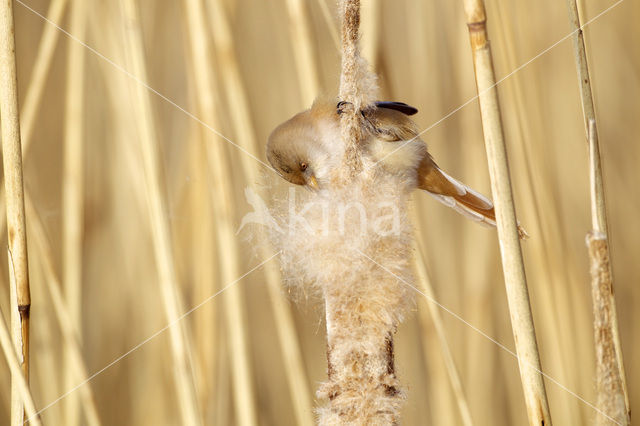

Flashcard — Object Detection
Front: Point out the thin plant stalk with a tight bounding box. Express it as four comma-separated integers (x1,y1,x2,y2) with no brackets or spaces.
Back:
118,1,201,424
206,0,315,423
0,304,40,426
461,1,552,424
360,0,380,67
0,1,32,424
285,0,321,105
25,195,101,426
316,0,340,49
62,0,87,424
414,239,473,426
585,121,629,426
565,2,629,422
0,0,68,236
182,1,257,424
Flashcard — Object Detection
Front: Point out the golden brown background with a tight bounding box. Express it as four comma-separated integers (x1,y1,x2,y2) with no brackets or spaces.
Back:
0,0,637,424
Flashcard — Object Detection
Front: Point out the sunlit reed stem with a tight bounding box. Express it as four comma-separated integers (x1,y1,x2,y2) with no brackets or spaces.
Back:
62,0,87,424
0,1,32,424
25,195,102,426
461,1,552,424
118,0,201,424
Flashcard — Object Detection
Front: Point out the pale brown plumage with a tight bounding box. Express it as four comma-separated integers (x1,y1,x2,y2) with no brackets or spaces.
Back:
267,98,526,236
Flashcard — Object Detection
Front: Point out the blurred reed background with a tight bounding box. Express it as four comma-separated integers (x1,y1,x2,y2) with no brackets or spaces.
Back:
0,0,637,424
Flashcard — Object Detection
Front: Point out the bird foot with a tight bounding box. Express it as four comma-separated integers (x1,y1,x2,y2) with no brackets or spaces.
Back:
336,100,354,115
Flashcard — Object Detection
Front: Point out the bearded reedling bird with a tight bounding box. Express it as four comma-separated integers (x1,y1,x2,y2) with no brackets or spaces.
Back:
267,98,526,235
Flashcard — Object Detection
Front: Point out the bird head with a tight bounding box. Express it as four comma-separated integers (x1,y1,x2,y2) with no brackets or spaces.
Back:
266,108,338,191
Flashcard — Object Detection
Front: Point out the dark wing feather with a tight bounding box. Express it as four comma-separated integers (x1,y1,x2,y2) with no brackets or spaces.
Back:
364,106,420,142
375,101,418,116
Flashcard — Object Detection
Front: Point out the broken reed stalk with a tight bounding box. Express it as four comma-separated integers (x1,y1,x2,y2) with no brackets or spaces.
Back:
461,1,553,424
62,0,87,424
564,4,630,423
25,195,102,426
183,1,258,425
206,0,315,423
586,122,629,426
0,1,32,424
118,1,201,424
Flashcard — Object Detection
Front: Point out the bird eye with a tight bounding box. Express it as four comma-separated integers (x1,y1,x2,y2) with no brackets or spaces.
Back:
299,162,308,171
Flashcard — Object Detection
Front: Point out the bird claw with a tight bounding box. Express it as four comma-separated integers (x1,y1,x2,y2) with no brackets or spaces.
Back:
336,101,354,115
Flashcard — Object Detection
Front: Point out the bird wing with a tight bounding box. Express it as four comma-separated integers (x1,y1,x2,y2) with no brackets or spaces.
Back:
364,105,421,142
417,154,498,228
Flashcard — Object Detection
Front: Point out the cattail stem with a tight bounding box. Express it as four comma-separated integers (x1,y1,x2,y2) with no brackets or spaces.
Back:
461,1,552,424
313,1,407,424
0,0,32,424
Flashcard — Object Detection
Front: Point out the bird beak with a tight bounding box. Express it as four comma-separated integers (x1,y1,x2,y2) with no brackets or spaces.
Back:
307,175,319,192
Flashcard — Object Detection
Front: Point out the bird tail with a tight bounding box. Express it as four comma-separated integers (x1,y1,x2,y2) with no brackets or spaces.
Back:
418,160,528,239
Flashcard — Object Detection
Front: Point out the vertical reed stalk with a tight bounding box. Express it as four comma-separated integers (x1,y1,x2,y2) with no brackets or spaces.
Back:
118,1,201,424
0,304,40,426
25,195,101,426
285,0,320,105
206,1,315,423
564,3,629,423
0,0,67,237
414,239,473,426
0,1,32,424
461,1,552,424
586,122,629,426
183,1,258,424
62,0,87,424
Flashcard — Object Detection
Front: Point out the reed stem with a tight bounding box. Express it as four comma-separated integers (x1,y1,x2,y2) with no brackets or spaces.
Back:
62,0,87,424
461,1,552,424
118,0,201,424
564,2,629,422
25,195,102,426
0,1,32,424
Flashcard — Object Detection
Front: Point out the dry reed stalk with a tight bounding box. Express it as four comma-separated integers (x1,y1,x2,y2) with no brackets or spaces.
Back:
285,0,320,105
187,124,219,419
0,303,40,426
290,1,413,424
490,3,583,421
0,1,32,424
414,239,473,426
461,1,552,424
0,0,67,237
62,0,87,424
586,121,629,426
316,0,340,49
24,195,101,426
206,1,315,423
183,1,257,425
360,0,380,67
564,2,629,423
118,1,201,424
